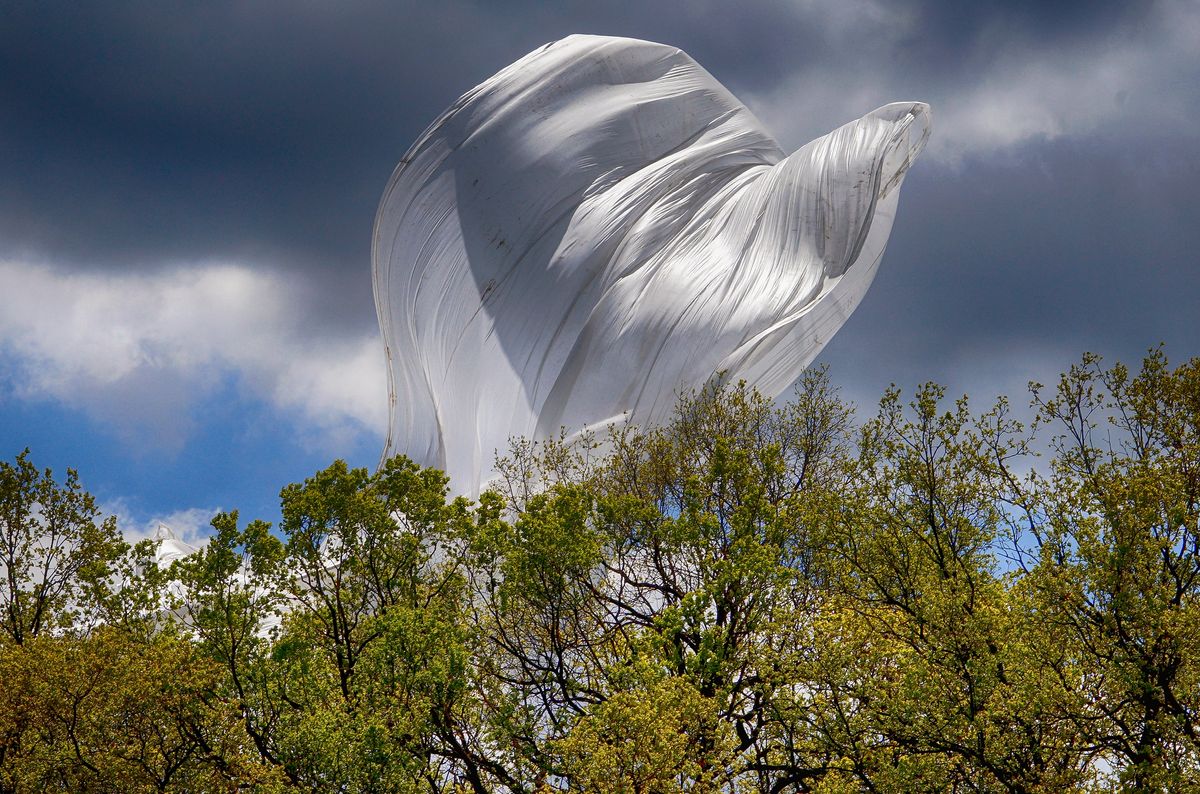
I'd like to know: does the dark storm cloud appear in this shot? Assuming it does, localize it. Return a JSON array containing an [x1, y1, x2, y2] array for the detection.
[[2, 0, 1197, 364], [920, 136, 1191, 328], [817, 126, 1200, 411], [907, 0, 1151, 56], [0, 2, 830, 280], [1, 2, 525, 317]]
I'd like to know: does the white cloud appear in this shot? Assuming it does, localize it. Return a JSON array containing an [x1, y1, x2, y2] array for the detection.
[[748, 0, 1200, 162], [925, 5, 1198, 162], [0, 259, 387, 452]]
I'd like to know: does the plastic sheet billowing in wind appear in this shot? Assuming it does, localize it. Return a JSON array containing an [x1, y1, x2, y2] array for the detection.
[[373, 35, 931, 496]]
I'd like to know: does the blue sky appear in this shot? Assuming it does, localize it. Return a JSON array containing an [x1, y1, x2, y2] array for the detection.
[[2, 0, 1198, 541]]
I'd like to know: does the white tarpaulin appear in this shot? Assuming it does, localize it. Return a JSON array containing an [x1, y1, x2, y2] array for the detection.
[[373, 34, 930, 495]]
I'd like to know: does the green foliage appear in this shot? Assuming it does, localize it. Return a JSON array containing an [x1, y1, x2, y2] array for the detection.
[[3, 354, 1200, 791], [0, 450, 125, 643], [1024, 349, 1200, 791]]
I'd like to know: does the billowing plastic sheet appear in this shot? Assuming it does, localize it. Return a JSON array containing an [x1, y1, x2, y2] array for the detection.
[[373, 34, 930, 495]]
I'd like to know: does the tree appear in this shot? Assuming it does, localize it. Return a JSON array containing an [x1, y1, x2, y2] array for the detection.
[[0, 451, 124, 644], [4, 353, 1200, 791], [0, 627, 272, 792], [168, 509, 292, 785], [804, 384, 1088, 792], [470, 372, 861, 790], [1023, 350, 1200, 790], [0, 453, 272, 793]]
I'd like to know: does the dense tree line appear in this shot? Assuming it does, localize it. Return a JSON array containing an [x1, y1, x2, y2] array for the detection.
[[2, 351, 1198, 792]]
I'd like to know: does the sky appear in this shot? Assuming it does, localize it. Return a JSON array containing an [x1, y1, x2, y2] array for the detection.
[[2, 1, 1198, 541]]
